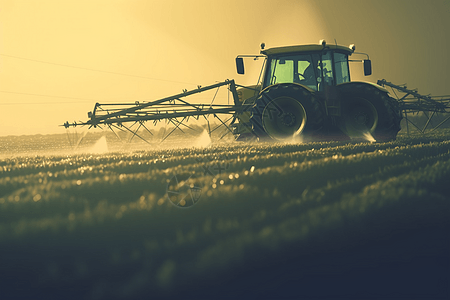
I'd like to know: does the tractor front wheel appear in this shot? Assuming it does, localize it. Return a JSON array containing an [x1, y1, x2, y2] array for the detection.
[[250, 83, 324, 141]]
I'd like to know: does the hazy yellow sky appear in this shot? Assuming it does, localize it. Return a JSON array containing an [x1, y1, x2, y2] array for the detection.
[[1, 0, 449, 136]]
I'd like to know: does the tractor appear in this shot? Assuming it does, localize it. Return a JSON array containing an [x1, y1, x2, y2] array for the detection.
[[68, 41, 450, 145], [232, 40, 402, 142]]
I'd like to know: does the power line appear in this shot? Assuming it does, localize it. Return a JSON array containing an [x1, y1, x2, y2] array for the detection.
[[0, 90, 210, 105], [0, 102, 93, 105], [0, 53, 198, 86], [0, 90, 96, 102]]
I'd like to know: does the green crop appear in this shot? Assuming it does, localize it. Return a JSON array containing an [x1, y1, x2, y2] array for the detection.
[[0, 129, 449, 299]]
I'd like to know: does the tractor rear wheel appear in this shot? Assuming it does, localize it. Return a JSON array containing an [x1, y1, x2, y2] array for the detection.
[[249, 83, 324, 141], [337, 83, 401, 141]]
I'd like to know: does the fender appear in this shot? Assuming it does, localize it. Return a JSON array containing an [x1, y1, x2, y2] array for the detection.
[[337, 81, 389, 94]]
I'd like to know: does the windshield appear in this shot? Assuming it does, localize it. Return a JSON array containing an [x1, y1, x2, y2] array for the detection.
[[264, 51, 350, 90], [265, 54, 320, 90]]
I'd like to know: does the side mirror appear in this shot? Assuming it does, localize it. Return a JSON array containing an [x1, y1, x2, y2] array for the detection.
[[236, 57, 245, 74], [364, 59, 372, 76]]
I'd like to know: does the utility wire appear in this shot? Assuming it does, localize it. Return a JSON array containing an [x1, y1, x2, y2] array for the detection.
[[0, 101, 93, 105], [0, 89, 218, 105], [0, 53, 198, 86], [0, 90, 96, 103]]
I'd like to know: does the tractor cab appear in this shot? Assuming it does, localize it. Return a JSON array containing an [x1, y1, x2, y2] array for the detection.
[[261, 44, 354, 91], [236, 41, 372, 92]]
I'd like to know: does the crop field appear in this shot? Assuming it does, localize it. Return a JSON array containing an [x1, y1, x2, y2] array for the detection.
[[0, 129, 449, 299]]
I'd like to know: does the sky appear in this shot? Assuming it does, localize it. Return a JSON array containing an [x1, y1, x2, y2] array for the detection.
[[0, 0, 449, 136]]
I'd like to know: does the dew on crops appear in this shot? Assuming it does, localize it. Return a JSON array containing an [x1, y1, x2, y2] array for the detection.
[[0, 130, 449, 299]]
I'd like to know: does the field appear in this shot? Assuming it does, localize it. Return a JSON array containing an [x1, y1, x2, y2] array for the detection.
[[0, 129, 449, 299]]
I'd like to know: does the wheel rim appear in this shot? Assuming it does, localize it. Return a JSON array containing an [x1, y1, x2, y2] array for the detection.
[[343, 97, 378, 135], [262, 96, 307, 140]]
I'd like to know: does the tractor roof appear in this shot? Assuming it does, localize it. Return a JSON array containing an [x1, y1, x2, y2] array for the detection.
[[261, 44, 354, 56]]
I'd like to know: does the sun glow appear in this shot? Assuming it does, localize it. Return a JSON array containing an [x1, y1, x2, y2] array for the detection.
[[0, 0, 330, 137]]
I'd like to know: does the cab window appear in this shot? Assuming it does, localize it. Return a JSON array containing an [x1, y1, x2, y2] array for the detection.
[[265, 54, 319, 90], [334, 52, 350, 84], [320, 52, 334, 86]]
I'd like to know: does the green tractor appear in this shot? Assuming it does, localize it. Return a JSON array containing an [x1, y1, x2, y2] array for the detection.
[[232, 40, 402, 142]]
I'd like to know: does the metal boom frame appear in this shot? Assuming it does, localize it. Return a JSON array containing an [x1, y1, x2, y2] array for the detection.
[[377, 79, 450, 135], [63, 79, 250, 144]]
